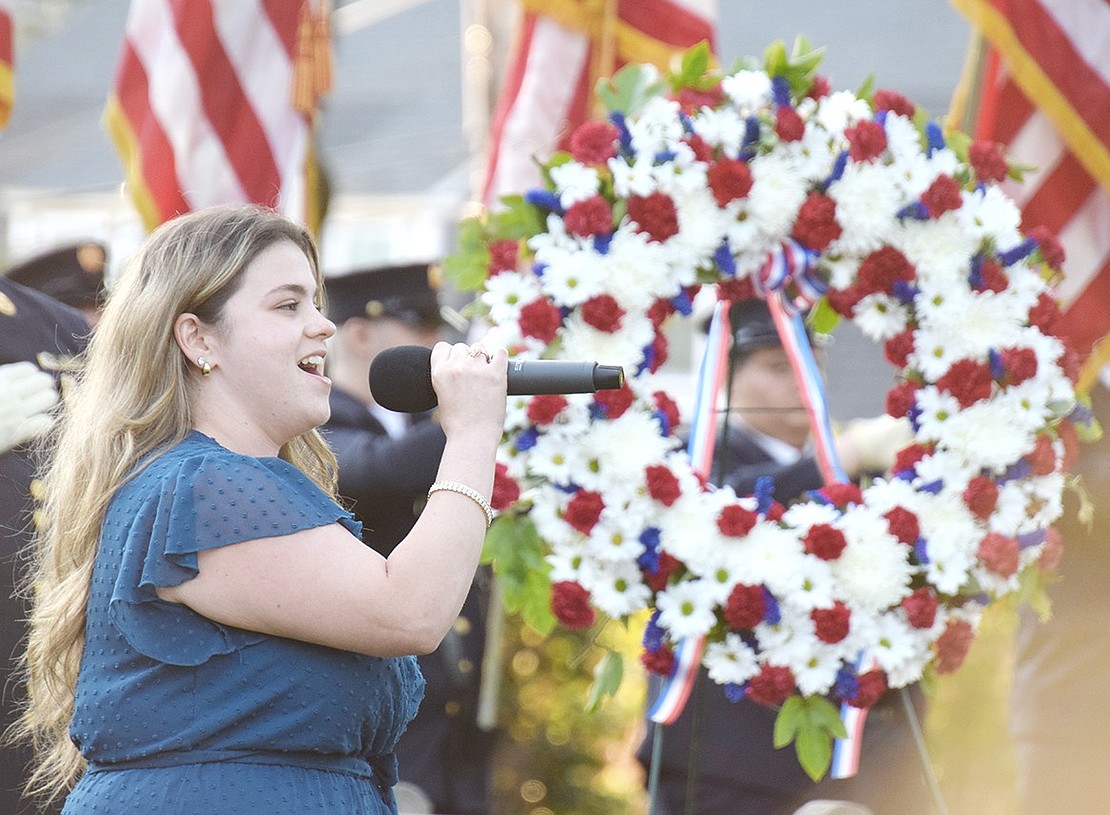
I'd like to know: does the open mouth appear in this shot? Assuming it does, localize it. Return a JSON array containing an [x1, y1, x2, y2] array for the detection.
[[298, 355, 325, 376]]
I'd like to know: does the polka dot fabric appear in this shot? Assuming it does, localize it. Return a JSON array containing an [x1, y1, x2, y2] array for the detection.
[[64, 432, 424, 814]]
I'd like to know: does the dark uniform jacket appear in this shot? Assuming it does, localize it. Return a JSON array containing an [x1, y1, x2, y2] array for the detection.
[[322, 387, 494, 815], [0, 277, 88, 814], [639, 420, 930, 815]]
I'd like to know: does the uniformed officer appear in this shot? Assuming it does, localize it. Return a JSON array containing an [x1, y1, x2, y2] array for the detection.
[[321, 262, 496, 815], [0, 271, 90, 814], [6, 240, 108, 327]]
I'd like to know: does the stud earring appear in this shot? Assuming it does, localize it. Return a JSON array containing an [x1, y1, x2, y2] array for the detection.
[[197, 357, 212, 377]]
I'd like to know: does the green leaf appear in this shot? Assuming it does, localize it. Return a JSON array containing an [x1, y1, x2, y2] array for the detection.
[[596, 63, 668, 116], [773, 695, 846, 781], [809, 297, 842, 335], [442, 217, 492, 292], [773, 695, 804, 746], [670, 41, 712, 91], [795, 722, 834, 781], [482, 515, 555, 634], [585, 650, 624, 713]]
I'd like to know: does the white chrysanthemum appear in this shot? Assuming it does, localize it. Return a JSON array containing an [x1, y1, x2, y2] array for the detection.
[[883, 112, 926, 168], [956, 184, 1024, 248], [546, 537, 589, 583], [721, 69, 773, 111], [573, 411, 676, 495], [938, 400, 1037, 472], [814, 90, 871, 138], [913, 387, 962, 444], [599, 227, 684, 312], [526, 428, 586, 487], [915, 285, 1027, 362], [627, 95, 685, 156], [747, 152, 809, 238], [912, 449, 974, 494], [728, 522, 809, 599], [704, 633, 761, 686], [550, 162, 600, 207], [792, 126, 843, 182], [785, 635, 844, 697], [781, 500, 841, 530], [529, 484, 580, 548], [895, 215, 979, 292], [670, 186, 732, 269], [583, 509, 647, 563], [608, 154, 658, 198], [657, 491, 725, 573], [582, 559, 652, 618], [539, 249, 608, 308], [853, 292, 909, 340], [479, 271, 542, 326], [691, 105, 749, 157], [828, 161, 903, 254], [560, 311, 655, 375], [656, 580, 719, 639], [779, 555, 837, 613], [874, 616, 935, 688], [831, 507, 913, 612], [909, 325, 963, 382], [919, 508, 978, 595]]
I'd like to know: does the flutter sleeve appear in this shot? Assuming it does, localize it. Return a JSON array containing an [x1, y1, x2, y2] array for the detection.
[[108, 447, 362, 666]]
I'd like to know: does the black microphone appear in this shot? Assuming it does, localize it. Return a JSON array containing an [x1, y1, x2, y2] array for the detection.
[[368, 345, 626, 413]]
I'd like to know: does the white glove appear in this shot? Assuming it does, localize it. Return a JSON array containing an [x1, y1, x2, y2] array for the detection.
[[836, 414, 914, 476], [0, 361, 59, 455]]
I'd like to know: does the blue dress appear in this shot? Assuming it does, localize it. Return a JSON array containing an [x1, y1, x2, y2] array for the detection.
[[63, 431, 425, 814]]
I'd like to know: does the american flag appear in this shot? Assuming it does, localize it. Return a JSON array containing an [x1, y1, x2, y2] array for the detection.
[[104, 0, 331, 231], [952, 0, 1110, 387], [0, 0, 12, 129], [482, 0, 716, 208]]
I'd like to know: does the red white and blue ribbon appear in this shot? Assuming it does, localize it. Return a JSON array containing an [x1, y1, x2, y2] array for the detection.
[[754, 238, 827, 314], [647, 300, 731, 725], [830, 653, 880, 779]]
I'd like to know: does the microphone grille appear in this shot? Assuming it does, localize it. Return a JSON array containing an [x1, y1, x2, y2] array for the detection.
[[368, 345, 437, 413]]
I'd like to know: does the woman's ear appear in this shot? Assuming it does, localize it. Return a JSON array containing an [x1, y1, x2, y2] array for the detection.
[[174, 312, 211, 367]]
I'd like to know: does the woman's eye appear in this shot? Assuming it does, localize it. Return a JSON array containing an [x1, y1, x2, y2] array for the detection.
[[279, 301, 298, 311]]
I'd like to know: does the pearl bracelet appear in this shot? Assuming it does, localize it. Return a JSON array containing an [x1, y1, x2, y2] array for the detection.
[[427, 480, 494, 528]]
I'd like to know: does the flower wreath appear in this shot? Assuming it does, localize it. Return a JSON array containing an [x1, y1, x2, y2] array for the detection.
[[446, 41, 1091, 777]]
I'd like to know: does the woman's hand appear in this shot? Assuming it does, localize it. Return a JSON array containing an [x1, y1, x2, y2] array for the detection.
[[429, 341, 508, 444]]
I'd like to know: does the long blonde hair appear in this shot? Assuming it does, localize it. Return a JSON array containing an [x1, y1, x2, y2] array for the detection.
[[16, 205, 339, 803]]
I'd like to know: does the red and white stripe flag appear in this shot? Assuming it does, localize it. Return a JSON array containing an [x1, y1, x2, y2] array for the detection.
[[482, 0, 717, 208], [952, 0, 1110, 387], [104, 0, 331, 231], [0, 0, 13, 129]]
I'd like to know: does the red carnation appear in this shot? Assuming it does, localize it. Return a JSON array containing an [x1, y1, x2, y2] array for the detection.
[[826, 284, 863, 318], [628, 192, 680, 243], [488, 239, 519, 276], [963, 475, 999, 520], [977, 258, 1008, 293], [774, 106, 805, 142], [873, 90, 915, 118], [563, 490, 604, 535], [892, 442, 931, 474], [765, 501, 786, 522], [707, 158, 754, 206], [581, 293, 625, 332], [1027, 292, 1062, 334], [653, 391, 681, 434], [848, 669, 888, 709], [594, 383, 634, 419], [792, 192, 842, 251], [921, 174, 963, 218], [807, 75, 831, 101], [1000, 347, 1038, 387], [902, 587, 939, 629], [884, 506, 920, 545], [646, 465, 682, 507], [717, 276, 757, 304], [804, 523, 848, 560], [717, 503, 758, 537], [685, 132, 716, 163], [551, 581, 596, 629], [1028, 434, 1057, 476], [647, 297, 675, 328], [811, 602, 851, 643], [677, 84, 726, 113], [1058, 420, 1079, 471], [936, 358, 993, 408], [519, 297, 563, 343], [725, 583, 765, 630], [564, 195, 613, 237], [845, 119, 888, 162], [526, 394, 568, 426], [641, 643, 676, 676], [884, 329, 915, 369], [1030, 225, 1066, 269], [969, 140, 1009, 183], [1039, 527, 1063, 572], [935, 618, 974, 674], [978, 531, 1020, 577], [648, 331, 670, 373], [645, 552, 681, 591], [857, 246, 915, 295], [820, 482, 863, 507], [490, 462, 521, 510], [746, 665, 796, 706], [569, 120, 620, 165]]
